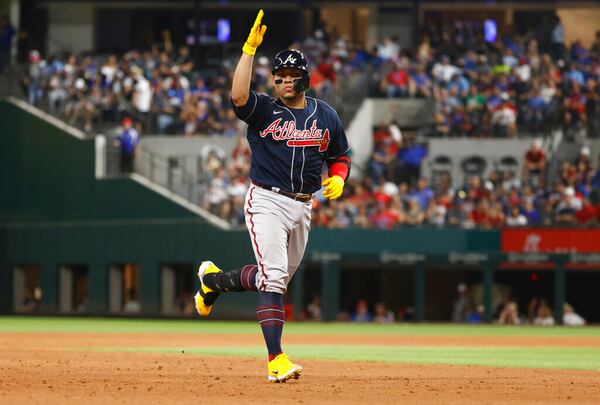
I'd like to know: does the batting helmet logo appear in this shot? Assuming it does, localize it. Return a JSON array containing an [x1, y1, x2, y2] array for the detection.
[[272, 49, 310, 93], [282, 55, 297, 65]]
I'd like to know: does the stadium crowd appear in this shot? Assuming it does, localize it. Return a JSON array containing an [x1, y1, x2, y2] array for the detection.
[[201, 125, 600, 229], [23, 31, 244, 135], [373, 21, 600, 139], [21, 18, 600, 138], [17, 17, 600, 228]]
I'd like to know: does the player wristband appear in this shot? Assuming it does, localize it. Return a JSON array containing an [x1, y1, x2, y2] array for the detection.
[[242, 43, 257, 56], [328, 156, 351, 181]]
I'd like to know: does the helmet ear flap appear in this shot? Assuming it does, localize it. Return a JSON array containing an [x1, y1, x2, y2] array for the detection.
[[293, 71, 310, 93]]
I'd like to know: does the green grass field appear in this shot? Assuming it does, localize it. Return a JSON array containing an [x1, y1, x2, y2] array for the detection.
[[2, 317, 600, 371]]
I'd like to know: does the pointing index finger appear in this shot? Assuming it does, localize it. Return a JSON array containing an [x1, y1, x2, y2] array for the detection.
[[253, 9, 264, 29]]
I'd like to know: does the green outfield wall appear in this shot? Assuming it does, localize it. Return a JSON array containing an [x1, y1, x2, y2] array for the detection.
[[0, 100, 197, 222]]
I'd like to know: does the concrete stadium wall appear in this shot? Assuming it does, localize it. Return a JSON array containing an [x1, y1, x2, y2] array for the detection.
[[422, 138, 534, 186], [346, 98, 435, 175]]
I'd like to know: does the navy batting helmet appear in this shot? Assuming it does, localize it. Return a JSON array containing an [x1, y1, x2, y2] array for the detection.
[[272, 49, 310, 93]]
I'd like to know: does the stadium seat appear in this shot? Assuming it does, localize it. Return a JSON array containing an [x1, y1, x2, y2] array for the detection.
[[461, 156, 487, 184]]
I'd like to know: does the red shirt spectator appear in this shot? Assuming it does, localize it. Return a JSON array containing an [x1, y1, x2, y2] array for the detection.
[[317, 61, 337, 83], [524, 139, 546, 172], [386, 69, 409, 87], [470, 202, 488, 226], [370, 207, 401, 230], [373, 125, 391, 145], [525, 149, 545, 165], [576, 200, 597, 225], [309, 68, 326, 89]]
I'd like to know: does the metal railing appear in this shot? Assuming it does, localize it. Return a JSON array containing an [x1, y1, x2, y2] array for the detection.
[[133, 146, 204, 205]]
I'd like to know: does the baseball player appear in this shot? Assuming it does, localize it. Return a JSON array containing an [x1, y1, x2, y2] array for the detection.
[[194, 9, 351, 382]]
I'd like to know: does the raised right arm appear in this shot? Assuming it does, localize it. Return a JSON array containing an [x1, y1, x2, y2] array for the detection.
[[231, 10, 267, 107]]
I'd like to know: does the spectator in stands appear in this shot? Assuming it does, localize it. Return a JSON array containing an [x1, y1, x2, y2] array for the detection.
[[131, 66, 153, 131], [452, 283, 468, 323], [563, 303, 586, 326], [396, 135, 427, 185], [506, 205, 527, 226], [373, 302, 395, 324], [575, 146, 592, 177], [369, 138, 395, 184], [65, 77, 97, 132], [555, 186, 580, 225], [523, 200, 541, 225], [370, 199, 404, 230], [426, 197, 447, 227], [48, 71, 68, 115], [575, 198, 597, 226], [584, 78, 599, 138], [432, 55, 461, 84], [204, 166, 230, 218], [469, 199, 489, 228], [464, 84, 486, 132], [115, 117, 139, 173], [405, 198, 426, 225], [522, 138, 546, 187], [352, 299, 372, 322], [377, 37, 400, 61], [533, 299, 555, 326], [497, 301, 520, 325], [466, 304, 485, 324], [523, 83, 546, 134], [410, 178, 435, 211], [591, 154, 600, 203], [382, 59, 410, 98], [0, 14, 15, 74], [491, 93, 517, 137], [409, 64, 432, 97], [527, 297, 541, 324], [487, 202, 506, 228], [306, 295, 322, 321], [26, 50, 43, 106]]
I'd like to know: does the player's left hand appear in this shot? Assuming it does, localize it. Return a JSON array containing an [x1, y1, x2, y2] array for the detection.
[[322, 175, 345, 200]]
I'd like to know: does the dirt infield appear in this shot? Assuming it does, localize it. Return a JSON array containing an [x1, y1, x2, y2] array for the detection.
[[1, 332, 600, 404]]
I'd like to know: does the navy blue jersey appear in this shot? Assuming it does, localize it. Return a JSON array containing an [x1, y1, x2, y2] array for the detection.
[[232, 91, 350, 194]]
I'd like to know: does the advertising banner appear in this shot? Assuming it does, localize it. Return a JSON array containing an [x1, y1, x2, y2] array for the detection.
[[501, 228, 600, 253]]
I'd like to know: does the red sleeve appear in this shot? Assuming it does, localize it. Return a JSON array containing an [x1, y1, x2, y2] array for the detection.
[[327, 155, 351, 181]]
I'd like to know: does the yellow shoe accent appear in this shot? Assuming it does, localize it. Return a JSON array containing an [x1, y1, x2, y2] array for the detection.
[[194, 261, 222, 317], [267, 353, 302, 383]]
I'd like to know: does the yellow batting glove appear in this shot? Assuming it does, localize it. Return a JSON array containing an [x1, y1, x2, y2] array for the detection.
[[322, 175, 345, 200], [242, 10, 267, 56]]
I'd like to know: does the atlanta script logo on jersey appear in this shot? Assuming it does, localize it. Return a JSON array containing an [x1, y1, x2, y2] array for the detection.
[[260, 119, 330, 152]]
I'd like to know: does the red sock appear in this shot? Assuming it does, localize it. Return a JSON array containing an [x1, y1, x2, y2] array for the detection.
[[268, 352, 283, 362]]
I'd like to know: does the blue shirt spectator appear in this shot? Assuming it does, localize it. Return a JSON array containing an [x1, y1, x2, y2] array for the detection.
[[398, 143, 427, 167], [117, 119, 139, 155], [566, 67, 585, 86], [410, 178, 434, 210]]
